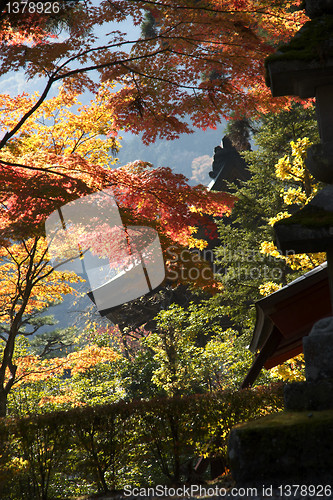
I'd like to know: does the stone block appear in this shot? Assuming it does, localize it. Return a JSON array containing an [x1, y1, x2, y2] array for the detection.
[[273, 186, 333, 254], [306, 143, 333, 182], [284, 378, 333, 411], [303, 332, 333, 381], [228, 410, 333, 485], [305, 0, 333, 18]]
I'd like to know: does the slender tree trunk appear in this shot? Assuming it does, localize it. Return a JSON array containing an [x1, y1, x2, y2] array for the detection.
[[0, 388, 7, 417], [169, 416, 180, 484], [0, 328, 18, 418], [0, 245, 36, 417], [97, 465, 108, 494]]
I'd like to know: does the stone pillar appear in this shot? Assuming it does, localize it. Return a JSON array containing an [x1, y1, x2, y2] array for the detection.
[[306, 85, 333, 183], [305, 0, 333, 18], [284, 317, 333, 411], [316, 85, 333, 144], [228, 0, 333, 486]]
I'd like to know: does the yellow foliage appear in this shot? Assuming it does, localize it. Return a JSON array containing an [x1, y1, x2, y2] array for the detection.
[[258, 138, 325, 382], [0, 455, 28, 483], [260, 241, 284, 259], [187, 235, 207, 250], [11, 344, 119, 390], [38, 389, 84, 408], [65, 345, 119, 374], [0, 82, 121, 167], [283, 187, 307, 206], [270, 354, 305, 382], [275, 138, 312, 184], [284, 251, 326, 271], [267, 211, 292, 226], [261, 137, 325, 276], [0, 237, 82, 323], [261, 239, 325, 272], [259, 281, 282, 296]]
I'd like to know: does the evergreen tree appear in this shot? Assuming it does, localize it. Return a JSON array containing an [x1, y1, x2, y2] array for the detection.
[[116, 104, 322, 392], [140, 11, 158, 39], [28, 326, 78, 359], [224, 115, 253, 152], [214, 103, 320, 331]]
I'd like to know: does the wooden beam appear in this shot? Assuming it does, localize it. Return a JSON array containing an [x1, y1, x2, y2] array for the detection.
[[241, 328, 283, 389]]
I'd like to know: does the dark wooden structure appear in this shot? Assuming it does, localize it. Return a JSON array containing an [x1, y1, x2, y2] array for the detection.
[[89, 135, 250, 332], [208, 136, 250, 192], [242, 262, 331, 388]]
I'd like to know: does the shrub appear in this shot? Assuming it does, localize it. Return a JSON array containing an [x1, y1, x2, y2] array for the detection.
[[0, 383, 284, 499]]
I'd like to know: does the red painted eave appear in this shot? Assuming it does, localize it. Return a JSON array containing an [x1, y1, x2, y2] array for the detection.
[[242, 262, 331, 388]]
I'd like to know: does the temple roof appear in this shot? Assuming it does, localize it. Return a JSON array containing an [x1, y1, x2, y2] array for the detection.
[[242, 262, 331, 388], [208, 136, 250, 192]]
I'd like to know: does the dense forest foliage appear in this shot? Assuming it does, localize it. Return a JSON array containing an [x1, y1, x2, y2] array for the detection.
[[0, 0, 320, 497]]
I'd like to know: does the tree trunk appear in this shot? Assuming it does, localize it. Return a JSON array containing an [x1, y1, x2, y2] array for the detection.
[[0, 388, 8, 417]]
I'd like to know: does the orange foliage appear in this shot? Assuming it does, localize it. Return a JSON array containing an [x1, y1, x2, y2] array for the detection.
[[10, 345, 119, 387], [64, 345, 119, 374], [8, 354, 65, 386], [0, 1, 308, 147]]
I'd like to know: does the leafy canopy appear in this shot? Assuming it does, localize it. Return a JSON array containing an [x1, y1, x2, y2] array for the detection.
[[0, 0, 307, 148]]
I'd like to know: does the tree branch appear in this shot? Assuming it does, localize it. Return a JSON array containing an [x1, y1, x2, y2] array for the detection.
[[0, 76, 55, 150]]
